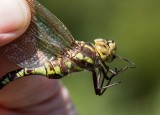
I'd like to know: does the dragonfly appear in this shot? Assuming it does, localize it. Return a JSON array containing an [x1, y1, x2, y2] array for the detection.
[[0, 0, 135, 95]]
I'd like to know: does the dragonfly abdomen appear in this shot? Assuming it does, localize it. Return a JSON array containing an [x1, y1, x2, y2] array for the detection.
[[15, 57, 84, 79], [15, 62, 72, 79], [0, 42, 98, 89]]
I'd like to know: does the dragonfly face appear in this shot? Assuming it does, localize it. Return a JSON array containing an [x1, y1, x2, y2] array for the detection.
[[94, 38, 116, 63]]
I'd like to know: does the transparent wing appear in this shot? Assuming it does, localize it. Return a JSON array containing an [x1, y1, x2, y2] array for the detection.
[[0, 0, 75, 68]]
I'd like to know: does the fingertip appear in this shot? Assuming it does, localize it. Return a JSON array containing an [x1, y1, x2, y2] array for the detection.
[[0, 0, 31, 46]]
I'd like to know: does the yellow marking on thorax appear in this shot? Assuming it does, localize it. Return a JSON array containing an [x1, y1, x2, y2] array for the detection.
[[75, 53, 83, 60], [84, 45, 94, 52], [65, 61, 83, 71], [75, 52, 94, 64], [96, 48, 107, 61], [84, 56, 94, 64]]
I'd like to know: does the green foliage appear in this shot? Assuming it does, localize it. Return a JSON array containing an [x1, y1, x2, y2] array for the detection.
[[40, 0, 160, 114]]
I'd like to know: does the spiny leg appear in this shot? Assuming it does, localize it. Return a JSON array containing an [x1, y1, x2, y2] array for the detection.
[[100, 57, 135, 89], [92, 69, 105, 95], [102, 67, 125, 89], [92, 70, 99, 95], [99, 68, 113, 95], [92, 67, 112, 96], [93, 66, 122, 94], [97, 68, 106, 95]]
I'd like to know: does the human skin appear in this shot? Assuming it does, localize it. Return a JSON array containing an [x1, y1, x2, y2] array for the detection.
[[0, 0, 76, 115]]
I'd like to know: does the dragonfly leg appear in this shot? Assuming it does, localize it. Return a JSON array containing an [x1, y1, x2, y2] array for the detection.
[[92, 70, 100, 95], [92, 67, 112, 96], [101, 67, 126, 89], [92, 69, 105, 96]]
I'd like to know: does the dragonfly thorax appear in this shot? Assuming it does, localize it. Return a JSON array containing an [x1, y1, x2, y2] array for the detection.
[[94, 38, 116, 63]]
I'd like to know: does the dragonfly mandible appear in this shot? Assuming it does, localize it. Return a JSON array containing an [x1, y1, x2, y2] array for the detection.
[[0, 0, 135, 95]]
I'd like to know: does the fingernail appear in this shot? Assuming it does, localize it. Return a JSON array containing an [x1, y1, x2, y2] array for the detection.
[[0, 0, 31, 46]]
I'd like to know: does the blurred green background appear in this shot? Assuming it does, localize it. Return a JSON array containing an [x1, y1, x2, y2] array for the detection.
[[39, 0, 160, 115]]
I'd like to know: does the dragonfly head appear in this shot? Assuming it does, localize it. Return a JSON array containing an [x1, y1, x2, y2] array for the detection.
[[94, 38, 116, 63]]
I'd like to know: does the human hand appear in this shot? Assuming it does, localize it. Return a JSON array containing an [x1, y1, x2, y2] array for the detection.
[[0, 0, 76, 115]]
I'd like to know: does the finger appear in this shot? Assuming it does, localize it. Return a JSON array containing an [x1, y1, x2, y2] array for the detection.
[[0, 0, 31, 46], [0, 77, 77, 115], [0, 77, 61, 108]]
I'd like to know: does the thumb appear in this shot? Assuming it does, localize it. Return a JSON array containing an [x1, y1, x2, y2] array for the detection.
[[0, 0, 31, 46]]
